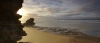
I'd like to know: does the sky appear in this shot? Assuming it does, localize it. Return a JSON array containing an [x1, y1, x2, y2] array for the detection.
[[17, 0, 100, 37], [18, 0, 100, 23]]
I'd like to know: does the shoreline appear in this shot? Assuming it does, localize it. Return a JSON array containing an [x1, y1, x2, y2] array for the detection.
[[18, 27, 100, 43], [32, 26, 93, 37]]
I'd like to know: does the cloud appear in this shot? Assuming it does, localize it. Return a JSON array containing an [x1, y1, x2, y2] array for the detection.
[[44, 8, 62, 14], [19, 0, 100, 20], [82, 0, 100, 12]]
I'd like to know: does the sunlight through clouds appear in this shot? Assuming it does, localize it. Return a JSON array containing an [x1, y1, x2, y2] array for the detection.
[[19, 0, 100, 20]]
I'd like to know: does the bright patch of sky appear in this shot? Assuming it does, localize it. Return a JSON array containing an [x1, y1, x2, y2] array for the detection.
[[19, 0, 100, 22]]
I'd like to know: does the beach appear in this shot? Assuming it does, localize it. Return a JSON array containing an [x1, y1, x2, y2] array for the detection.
[[18, 27, 100, 43]]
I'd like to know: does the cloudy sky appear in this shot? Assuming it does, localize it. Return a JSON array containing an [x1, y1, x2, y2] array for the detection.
[[18, 0, 100, 23]]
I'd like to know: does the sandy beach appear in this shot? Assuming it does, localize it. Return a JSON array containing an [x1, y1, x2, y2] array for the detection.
[[18, 27, 100, 43]]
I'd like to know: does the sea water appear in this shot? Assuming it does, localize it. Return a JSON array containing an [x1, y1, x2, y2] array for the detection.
[[35, 20, 100, 37]]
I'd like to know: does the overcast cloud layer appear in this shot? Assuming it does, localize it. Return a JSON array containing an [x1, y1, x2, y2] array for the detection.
[[19, 0, 100, 21]]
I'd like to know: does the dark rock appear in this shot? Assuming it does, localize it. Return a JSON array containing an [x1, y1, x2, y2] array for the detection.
[[23, 18, 35, 26], [0, 0, 27, 43], [0, 0, 23, 20]]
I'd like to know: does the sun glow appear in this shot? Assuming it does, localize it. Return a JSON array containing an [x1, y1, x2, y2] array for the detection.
[[17, 9, 26, 15]]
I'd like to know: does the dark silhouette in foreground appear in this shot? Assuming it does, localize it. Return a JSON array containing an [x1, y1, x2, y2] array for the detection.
[[0, 0, 27, 43], [23, 18, 35, 27]]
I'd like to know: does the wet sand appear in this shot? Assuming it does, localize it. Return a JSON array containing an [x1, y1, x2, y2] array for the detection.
[[18, 27, 100, 43]]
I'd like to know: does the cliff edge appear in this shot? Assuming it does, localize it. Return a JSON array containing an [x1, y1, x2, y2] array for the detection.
[[0, 0, 27, 43]]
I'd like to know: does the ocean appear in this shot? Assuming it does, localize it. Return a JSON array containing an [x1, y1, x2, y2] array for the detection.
[[35, 20, 100, 37]]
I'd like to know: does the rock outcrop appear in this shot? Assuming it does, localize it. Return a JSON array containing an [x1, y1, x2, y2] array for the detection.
[[23, 18, 35, 27], [0, 0, 27, 43]]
